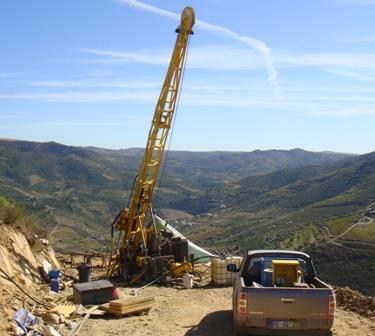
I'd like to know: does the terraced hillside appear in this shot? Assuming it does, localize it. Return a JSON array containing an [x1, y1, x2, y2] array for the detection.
[[176, 152, 375, 294], [0, 139, 351, 250], [1, 139, 373, 293]]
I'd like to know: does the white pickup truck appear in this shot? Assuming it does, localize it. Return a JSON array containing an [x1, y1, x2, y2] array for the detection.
[[227, 250, 335, 336]]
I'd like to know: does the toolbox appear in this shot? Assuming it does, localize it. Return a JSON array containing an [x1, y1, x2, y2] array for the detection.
[[73, 279, 114, 305]]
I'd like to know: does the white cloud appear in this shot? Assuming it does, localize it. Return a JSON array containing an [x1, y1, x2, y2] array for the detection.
[[28, 79, 159, 89], [324, 68, 375, 82], [0, 72, 24, 79], [1, 89, 375, 114], [114, 0, 280, 93], [336, 0, 375, 6], [194, 20, 278, 82], [275, 52, 375, 69], [82, 46, 375, 70], [0, 114, 24, 119], [340, 0, 375, 4], [114, 0, 179, 20], [25, 118, 147, 127], [81, 48, 169, 65], [1, 84, 374, 118], [82, 46, 264, 70], [0, 91, 158, 103], [340, 35, 375, 43], [311, 107, 375, 117]]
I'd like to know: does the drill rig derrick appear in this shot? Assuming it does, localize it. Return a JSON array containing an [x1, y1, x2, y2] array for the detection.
[[107, 7, 195, 281]]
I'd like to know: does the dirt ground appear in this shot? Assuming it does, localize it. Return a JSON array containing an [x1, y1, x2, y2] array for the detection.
[[79, 286, 375, 336]]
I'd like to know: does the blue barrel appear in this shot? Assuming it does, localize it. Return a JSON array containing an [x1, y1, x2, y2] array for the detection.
[[50, 278, 60, 293], [77, 264, 91, 283], [48, 269, 60, 279]]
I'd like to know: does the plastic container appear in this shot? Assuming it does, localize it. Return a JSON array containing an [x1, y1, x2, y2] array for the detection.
[[77, 264, 91, 283], [48, 269, 60, 279], [272, 260, 299, 287], [50, 278, 60, 293], [171, 237, 189, 263], [112, 287, 120, 300], [260, 268, 273, 287], [211, 256, 243, 286], [183, 274, 194, 289]]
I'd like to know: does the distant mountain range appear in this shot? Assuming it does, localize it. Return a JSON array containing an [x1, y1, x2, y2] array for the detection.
[[0, 139, 353, 246], [0, 138, 374, 294]]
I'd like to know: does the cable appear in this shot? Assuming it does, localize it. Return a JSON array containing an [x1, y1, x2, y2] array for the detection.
[[154, 35, 192, 210], [133, 255, 221, 295], [0, 267, 52, 308], [127, 174, 138, 208]]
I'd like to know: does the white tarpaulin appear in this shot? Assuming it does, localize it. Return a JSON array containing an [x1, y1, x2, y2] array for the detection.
[[154, 215, 215, 262]]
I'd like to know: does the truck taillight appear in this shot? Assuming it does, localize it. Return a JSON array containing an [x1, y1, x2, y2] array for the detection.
[[328, 294, 336, 320], [239, 292, 247, 316]]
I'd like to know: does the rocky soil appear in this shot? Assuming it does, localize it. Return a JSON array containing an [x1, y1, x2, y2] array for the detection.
[[79, 286, 375, 336], [335, 286, 375, 319]]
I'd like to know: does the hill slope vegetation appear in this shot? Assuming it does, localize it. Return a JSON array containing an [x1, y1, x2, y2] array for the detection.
[[177, 152, 375, 294], [1, 139, 374, 294], [0, 139, 351, 250]]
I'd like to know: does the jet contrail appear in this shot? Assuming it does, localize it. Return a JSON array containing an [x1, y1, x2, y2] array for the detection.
[[115, 0, 280, 94]]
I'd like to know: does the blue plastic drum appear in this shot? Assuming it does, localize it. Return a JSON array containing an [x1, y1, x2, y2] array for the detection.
[[50, 278, 60, 293]]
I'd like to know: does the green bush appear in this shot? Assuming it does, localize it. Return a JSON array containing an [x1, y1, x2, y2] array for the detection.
[[0, 197, 46, 236]]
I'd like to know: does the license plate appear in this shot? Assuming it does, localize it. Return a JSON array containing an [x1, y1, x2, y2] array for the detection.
[[268, 320, 296, 329]]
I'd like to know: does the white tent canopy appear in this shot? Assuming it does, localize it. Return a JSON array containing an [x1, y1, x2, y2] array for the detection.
[[153, 215, 215, 262]]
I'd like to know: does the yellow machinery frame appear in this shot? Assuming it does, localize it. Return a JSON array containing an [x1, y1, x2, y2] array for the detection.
[[107, 7, 195, 277]]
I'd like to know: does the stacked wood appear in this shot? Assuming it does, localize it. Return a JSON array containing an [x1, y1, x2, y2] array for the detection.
[[102, 296, 155, 316], [49, 303, 76, 317]]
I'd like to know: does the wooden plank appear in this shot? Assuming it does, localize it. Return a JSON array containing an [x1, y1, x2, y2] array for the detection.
[[89, 309, 107, 316], [99, 303, 110, 311], [111, 307, 151, 316], [107, 297, 154, 316], [109, 302, 154, 311], [49, 303, 76, 317], [109, 296, 155, 307], [100, 296, 155, 317], [108, 305, 152, 316]]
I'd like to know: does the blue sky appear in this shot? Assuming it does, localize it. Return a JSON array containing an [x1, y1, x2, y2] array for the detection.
[[0, 0, 374, 153]]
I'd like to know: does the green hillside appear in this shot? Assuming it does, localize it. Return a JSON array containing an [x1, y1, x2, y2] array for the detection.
[[177, 152, 375, 294], [0, 139, 374, 294], [0, 139, 351, 250]]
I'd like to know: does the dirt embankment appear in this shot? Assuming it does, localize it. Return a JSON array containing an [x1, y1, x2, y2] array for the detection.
[[0, 226, 374, 336], [79, 286, 375, 336], [0, 224, 59, 334], [335, 286, 375, 319]]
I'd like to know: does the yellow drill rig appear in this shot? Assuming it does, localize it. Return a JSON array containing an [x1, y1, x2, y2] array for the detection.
[[107, 7, 195, 282]]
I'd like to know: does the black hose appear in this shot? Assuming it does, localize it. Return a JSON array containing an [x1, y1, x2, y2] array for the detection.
[[133, 255, 222, 294], [0, 267, 52, 308]]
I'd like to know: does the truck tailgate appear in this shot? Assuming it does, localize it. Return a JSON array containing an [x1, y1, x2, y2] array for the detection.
[[245, 287, 331, 326]]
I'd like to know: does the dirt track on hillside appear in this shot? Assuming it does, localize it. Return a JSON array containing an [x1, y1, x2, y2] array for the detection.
[[79, 286, 375, 336]]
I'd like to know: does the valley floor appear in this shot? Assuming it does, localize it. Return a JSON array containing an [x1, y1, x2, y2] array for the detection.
[[79, 286, 375, 336]]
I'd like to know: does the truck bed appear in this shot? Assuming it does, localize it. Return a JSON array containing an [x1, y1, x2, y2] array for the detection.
[[231, 250, 335, 336], [242, 278, 332, 322]]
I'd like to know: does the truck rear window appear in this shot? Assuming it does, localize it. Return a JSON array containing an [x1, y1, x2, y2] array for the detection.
[[243, 254, 314, 287]]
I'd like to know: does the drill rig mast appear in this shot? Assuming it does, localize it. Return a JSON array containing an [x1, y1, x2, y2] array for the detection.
[[107, 7, 195, 281]]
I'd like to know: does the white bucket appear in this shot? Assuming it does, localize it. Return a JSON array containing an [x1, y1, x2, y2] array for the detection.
[[183, 274, 194, 289]]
